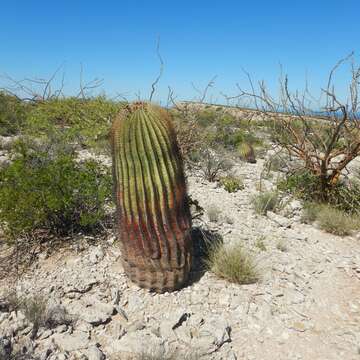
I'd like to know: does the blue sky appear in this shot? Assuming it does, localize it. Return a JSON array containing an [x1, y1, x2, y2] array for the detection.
[[1, 1, 359, 104]]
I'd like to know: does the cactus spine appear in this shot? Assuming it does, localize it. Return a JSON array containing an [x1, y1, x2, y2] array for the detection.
[[111, 102, 192, 292]]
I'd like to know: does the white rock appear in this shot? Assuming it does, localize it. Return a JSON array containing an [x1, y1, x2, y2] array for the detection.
[[107, 331, 165, 358], [88, 246, 104, 264], [267, 211, 292, 228], [51, 331, 90, 352], [81, 345, 105, 360], [66, 297, 114, 326]]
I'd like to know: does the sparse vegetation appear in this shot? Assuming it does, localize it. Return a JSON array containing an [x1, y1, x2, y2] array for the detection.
[[255, 236, 267, 251], [207, 205, 221, 223], [3, 291, 73, 340], [243, 55, 360, 203], [252, 191, 280, 215], [316, 205, 360, 236], [24, 96, 123, 151], [220, 174, 244, 193], [192, 147, 233, 182], [301, 202, 321, 224], [0, 92, 28, 136], [205, 242, 259, 284], [279, 170, 360, 215]]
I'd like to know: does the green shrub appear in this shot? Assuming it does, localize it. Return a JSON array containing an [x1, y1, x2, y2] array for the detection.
[[278, 170, 360, 214], [277, 171, 320, 200], [0, 138, 112, 240], [316, 205, 360, 236], [220, 175, 244, 193], [252, 191, 280, 215], [196, 109, 218, 127], [0, 92, 28, 136], [219, 128, 263, 150], [24, 97, 123, 150], [205, 242, 258, 284], [216, 113, 238, 128]]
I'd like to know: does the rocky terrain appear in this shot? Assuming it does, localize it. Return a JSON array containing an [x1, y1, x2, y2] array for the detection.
[[1, 148, 360, 360]]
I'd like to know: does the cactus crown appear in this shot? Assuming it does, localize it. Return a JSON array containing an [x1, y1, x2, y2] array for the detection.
[[111, 102, 192, 292]]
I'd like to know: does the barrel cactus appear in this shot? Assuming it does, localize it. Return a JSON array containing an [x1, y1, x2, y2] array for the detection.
[[238, 142, 256, 163], [110, 102, 192, 292]]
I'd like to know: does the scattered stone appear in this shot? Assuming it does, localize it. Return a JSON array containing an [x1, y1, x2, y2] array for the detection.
[[80, 345, 105, 360], [88, 246, 105, 264], [52, 331, 91, 352], [267, 211, 292, 228]]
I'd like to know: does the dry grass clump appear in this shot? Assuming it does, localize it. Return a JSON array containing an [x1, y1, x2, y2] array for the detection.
[[316, 205, 360, 236], [205, 243, 259, 285], [301, 202, 320, 224], [252, 191, 280, 215], [3, 291, 73, 340], [301, 202, 360, 236], [255, 236, 267, 251]]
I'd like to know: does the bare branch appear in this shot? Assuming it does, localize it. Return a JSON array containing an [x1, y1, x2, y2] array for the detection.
[[149, 36, 164, 102], [191, 75, 217, 103]]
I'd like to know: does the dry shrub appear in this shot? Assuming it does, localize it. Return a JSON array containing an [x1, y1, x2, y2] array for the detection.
[[205, 242, 259, 284], [316, 205, 360, 236]]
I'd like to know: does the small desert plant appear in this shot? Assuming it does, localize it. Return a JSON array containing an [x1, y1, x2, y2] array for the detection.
[[252, 191, 280, 215], [171, 109, 201, 160], [255, 236, 267, 251], [237, 142, 256, 163], [205, 242, 259, 284], [10, 293, 73, 340], [220, 175, 244, 193], [301, 202, 320, 224], [207, 205, 221, 223], [193, 148, 233, 182], [316, 205, 360, 236], [21, 295, 48, 339], [196, 109, 218, 128], [276, 240, 288, 252], [1, 289, 21, 312]]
